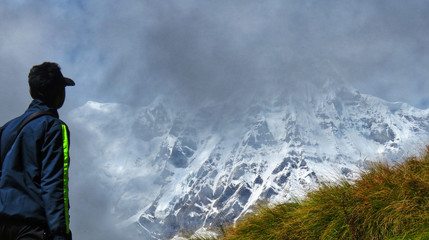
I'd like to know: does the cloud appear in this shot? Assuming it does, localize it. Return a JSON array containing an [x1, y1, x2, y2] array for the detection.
[[2, 0, 428, 110], [69, 0, 429, 108]]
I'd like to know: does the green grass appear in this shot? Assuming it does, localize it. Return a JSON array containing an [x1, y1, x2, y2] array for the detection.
[[187, 146, 429, 240]]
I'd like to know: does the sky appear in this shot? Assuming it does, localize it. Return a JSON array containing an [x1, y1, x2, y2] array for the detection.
[[0, 0, 428, 239]]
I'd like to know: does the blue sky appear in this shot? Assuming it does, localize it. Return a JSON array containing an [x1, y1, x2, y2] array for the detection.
[[1, 0, 428, 239]]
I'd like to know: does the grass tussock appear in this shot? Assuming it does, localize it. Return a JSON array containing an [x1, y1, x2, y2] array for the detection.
[[189, 146, 429, 240]]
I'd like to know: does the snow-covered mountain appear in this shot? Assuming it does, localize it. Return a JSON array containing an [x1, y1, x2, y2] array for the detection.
[[69, 83, 429, 240]]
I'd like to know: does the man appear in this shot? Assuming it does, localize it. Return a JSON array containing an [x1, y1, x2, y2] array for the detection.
[[0, 62, 74, 240]]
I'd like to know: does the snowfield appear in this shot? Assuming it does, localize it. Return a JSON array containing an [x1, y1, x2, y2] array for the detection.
[[70, 84, 429, 240]]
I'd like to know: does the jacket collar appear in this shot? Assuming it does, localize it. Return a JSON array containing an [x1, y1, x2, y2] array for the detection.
[[27, 99, 59, 118]]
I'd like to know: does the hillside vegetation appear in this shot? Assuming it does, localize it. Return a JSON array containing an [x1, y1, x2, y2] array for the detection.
[[188, 146, 429, 240]]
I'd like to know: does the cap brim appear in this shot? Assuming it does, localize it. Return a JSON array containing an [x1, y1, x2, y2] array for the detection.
[[64, 77, 75, 86]]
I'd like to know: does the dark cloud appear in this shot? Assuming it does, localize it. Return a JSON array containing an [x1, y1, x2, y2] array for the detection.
[[2, 0, 428, 110], [75, 0, 429, 108]]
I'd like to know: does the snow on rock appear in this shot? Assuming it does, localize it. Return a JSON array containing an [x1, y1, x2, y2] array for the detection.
[[69, 86, 429, 240]]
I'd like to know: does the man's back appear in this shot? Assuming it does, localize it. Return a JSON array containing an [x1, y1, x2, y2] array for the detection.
[[0, 62, 74, 240]]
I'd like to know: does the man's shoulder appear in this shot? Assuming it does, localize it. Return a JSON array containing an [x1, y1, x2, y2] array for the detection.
[[17, 111, 68, 137], [0, 113, 26, 136], [35, 114, 68, 130]]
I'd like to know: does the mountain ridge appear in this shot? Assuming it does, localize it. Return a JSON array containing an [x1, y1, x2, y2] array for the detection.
[[69, 84, 429, 239]]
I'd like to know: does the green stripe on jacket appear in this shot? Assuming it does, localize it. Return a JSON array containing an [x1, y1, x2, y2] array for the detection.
[[62, 124, 70, 234]]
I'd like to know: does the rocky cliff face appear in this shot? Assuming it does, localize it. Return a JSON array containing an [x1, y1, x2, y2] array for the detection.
[[70, 85, 429, 240]]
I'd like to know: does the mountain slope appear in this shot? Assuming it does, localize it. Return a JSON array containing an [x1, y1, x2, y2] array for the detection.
[[69, 85, 429, 239], [210, 146, 429, 240]]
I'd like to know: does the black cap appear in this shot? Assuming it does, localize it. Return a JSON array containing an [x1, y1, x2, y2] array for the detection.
[[63, 77, 75, 86], [29, 62, 75, 89], [28, 62, 75, 102]]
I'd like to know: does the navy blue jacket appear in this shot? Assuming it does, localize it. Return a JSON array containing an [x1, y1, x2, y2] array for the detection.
[[0, 99, 71, 239]]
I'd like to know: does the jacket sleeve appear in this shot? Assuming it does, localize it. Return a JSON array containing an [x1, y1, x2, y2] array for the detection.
[[0, 126, 3, 163], [40, 121, 71, 239]]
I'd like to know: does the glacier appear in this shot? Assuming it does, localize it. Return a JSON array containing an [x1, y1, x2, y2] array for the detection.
[[69, 83, 429, 240]]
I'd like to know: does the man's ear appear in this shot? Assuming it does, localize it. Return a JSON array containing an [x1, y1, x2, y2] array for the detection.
[[29, 87, 43, 100], [29, 88, 37, 99]]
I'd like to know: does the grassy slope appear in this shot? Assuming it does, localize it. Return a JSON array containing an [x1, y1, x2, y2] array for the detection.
[[189, 146, 429, 240]]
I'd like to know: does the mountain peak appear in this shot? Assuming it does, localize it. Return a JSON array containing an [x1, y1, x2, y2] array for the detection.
[[69, 85, 429, 239]]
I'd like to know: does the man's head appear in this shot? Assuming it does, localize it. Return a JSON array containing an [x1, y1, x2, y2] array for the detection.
[[28, 62, 75, 109]]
